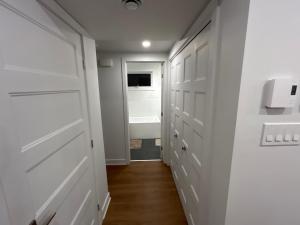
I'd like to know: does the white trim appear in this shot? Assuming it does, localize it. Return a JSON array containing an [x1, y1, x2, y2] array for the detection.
[[120, 55, 169, 165], [162, 61, 170, 165], [169, 0, 218, 60], [131, 159, 162, 162], [183, 0, 218, 39], [105, 159, 128, 165], [121, 58, 131, 164], [121, 57, 168, 165], [101, 192, 111, 221]]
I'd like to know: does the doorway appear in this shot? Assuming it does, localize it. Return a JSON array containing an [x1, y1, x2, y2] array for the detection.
[[126, 62, 163, 161]]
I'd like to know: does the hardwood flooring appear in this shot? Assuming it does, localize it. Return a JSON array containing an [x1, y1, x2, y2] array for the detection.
[[103, 161, 188, 225]]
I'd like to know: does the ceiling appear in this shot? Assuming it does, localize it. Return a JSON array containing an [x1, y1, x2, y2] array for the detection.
[[56, 0, 210, 53]]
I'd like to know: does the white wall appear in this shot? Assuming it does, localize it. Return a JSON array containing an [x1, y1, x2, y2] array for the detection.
[[98, 54, 128, 165], [127, 62, 161, 119], [207, 0, 251, 224], [225, 1, 300, 225]]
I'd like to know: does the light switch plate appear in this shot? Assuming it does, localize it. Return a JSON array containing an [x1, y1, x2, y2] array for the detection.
[[261, 122, 300, 146]]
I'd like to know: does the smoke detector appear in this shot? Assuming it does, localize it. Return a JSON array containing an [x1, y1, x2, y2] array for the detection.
[[122, 0, 142, 10]]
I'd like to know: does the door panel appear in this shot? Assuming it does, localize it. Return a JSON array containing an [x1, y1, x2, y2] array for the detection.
[[0, 2, 97, 225], [169, 23, 215, 225]]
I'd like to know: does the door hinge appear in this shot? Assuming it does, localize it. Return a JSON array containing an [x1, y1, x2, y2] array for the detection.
[[82, 59, 86, 70], [91, 139, 94, 148], [97, 203, 100, 211], [161, 112, 163, 117], [161, 73, 164, 79]]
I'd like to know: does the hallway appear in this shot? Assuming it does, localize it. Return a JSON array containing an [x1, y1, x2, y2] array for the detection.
[[103, 162, 187, 225], [1, 1, 300, 225]]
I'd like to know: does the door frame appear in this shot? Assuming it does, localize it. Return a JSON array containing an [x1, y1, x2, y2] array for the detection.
[[120, 54, 169, 164]]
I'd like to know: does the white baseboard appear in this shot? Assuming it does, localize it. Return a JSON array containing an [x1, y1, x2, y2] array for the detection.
[[106, 159, 128, 165], [130, 159, 162, 162], [101, 192, 111, 220]]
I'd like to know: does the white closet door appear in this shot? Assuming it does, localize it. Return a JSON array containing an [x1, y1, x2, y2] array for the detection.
[[170, 23, 216, 225], [0, 2, 98, 225]]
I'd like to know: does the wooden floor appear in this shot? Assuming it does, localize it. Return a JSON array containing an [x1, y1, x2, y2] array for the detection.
[[103, 161, 188, 225]]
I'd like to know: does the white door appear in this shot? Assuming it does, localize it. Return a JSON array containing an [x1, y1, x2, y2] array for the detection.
[[0, 2, 98, 225], [82, 36, 110, 220], [170, 23, 216, 225]]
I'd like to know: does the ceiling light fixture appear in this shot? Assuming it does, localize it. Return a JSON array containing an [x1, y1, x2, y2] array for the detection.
[[142, 40, 151, 48], [122, 0, 142, 11]]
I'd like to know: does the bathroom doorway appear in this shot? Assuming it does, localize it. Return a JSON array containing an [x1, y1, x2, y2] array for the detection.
[[126, 62, 163, 161]]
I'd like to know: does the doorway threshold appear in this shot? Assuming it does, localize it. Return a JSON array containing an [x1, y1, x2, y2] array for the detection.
[[130, 159, 162, 162]]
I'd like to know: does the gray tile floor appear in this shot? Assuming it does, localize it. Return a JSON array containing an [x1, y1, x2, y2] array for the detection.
[[130, 139, 161, 160]]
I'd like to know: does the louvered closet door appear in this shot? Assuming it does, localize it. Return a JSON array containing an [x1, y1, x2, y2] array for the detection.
[[0, 2, 98, 225], [170, 23, 215, 225]]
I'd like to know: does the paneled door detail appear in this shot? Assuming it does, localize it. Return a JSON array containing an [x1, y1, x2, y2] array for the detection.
[[170, 23, 216, 225], [0, 2, 98, 225]]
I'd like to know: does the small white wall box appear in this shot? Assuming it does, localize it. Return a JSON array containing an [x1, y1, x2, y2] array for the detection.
[[264, 77, 298, 108]]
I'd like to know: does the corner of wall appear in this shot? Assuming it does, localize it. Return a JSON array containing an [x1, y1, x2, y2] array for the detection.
[[208, 0, 251, 224], [225, 1, 300, 224]]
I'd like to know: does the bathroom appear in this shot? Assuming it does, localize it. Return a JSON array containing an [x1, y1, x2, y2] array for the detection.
[[127, 62, 162, 160]]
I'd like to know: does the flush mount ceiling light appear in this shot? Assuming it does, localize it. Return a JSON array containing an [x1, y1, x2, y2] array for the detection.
[[122, 0, 142, 10], [142, 40, 151, 48]]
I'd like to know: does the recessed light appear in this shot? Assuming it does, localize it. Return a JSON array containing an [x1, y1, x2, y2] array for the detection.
[[122, 0, 142, 10], [142, 40, 151, 48]]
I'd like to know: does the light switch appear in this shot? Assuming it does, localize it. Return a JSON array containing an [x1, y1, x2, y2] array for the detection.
[[275, 134, 283, 142], [261, 123, 300, 146], [293, 134, 299, 142], [284, 134, 292, 142], [266, 135, 274, 142]]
